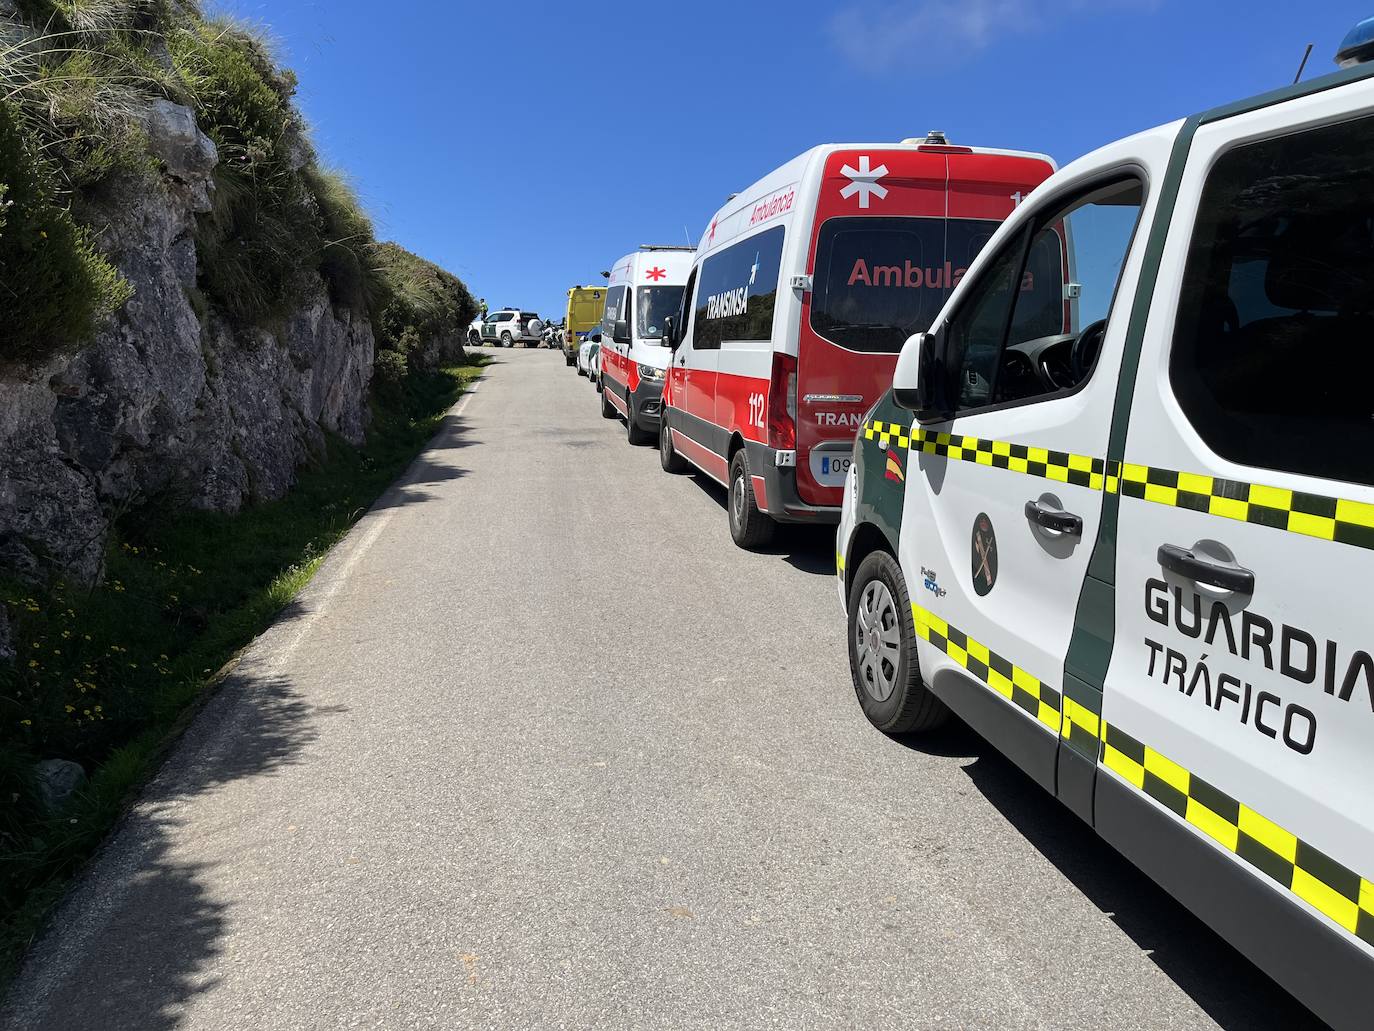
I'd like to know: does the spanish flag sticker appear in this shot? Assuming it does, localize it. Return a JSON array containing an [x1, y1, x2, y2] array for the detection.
[[885, 446, 905, 483]]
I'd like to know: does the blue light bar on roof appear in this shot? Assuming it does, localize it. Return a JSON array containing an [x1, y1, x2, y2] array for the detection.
[[1336, 16, 1374, 67]]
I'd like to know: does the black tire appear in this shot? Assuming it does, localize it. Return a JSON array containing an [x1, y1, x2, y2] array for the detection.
[[565, 352, 575, 367], [727, 449, 775, 549], [626, 397, 653, 446], [500, 331, 513, 348], [468, 331, 481, 348], [600, 381, 616, 419], [659, 415, 688, 474], [847, 550, 949, 734]]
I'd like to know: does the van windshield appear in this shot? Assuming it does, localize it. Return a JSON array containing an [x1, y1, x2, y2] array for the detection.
[[809, 217, 1061, 353], [637, 285, 684, 341]]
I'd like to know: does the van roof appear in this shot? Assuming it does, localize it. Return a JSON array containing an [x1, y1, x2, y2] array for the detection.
[[698, 141, 1055, 256], [606, 247, 693, 288], [724, 140, 1054, 202], [1196, 55, 1374, 126]]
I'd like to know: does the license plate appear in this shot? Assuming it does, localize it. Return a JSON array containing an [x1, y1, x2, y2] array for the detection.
[[811, 451, 851, 487]]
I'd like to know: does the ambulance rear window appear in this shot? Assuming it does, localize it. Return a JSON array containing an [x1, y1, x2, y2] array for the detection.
[[810, 217, 1011, 353]]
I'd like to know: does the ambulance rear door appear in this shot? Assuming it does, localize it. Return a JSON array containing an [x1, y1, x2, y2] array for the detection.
[[798, 149, 947, 506]]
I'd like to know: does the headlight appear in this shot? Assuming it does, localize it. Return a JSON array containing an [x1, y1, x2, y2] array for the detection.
[[638, 363, 664, 381]]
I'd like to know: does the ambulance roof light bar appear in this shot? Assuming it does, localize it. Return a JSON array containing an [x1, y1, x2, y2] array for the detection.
[[1336, 16, 1374, 67], [899, 129, 974, 154]]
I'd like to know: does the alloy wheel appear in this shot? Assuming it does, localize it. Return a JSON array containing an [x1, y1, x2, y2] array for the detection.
[[854, 579, 902, 703]]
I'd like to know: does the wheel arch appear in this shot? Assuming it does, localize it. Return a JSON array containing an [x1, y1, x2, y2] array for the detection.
[[845, 521, 897, 602], [727, 432, 747, 463]]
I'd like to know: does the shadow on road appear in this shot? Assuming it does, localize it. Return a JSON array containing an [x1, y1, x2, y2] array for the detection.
[[3, 617, 340, 1031], [372, 410, 476, 512], [892, 727, 1323, 1031], [686, 472, 838, 577]]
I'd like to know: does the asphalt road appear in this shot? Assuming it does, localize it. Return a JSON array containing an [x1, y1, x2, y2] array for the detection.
[[1, 349, 1321, 1030]]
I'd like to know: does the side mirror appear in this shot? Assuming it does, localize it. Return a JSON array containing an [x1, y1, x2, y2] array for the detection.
[[613, 320, 631, 345], [893, 329, 951, 422], [590, 330, 602, 343], [662, 315, 679, 350]]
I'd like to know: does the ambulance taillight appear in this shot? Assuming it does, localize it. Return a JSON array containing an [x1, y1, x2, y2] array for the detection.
[[767, 353, 798, 450]]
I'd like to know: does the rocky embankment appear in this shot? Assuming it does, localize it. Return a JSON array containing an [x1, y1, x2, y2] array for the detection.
[[1, 102, 375, 584], [0, 6, 471, 594]]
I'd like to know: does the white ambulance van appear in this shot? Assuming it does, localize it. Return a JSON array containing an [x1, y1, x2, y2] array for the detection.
[[596, 246, 693, 444], [658, 135, 1055, 548], [836, 39, 1374, 1030]]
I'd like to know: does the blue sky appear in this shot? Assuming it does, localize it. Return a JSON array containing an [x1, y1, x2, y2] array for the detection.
[[215, 1, 1368, 321]]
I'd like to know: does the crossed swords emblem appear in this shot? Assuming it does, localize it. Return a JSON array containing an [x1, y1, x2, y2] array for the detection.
[[973, 529, 996, 585]]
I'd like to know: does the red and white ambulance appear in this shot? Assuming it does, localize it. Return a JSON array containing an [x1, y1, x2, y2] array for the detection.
[[658, 134, 1056, 547], [596, 245, 694, 444]]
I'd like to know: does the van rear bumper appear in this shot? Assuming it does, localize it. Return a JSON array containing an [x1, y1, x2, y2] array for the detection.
[[744, 440, 840, 525]]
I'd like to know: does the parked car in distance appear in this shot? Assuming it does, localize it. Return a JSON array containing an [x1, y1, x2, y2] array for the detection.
[[481, 309, 544, 347], [577, 338, 599, 378]]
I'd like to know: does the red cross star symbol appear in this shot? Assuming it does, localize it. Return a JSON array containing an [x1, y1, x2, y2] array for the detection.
[[646, 266, 667, 281], [707, 217, 718, 244]]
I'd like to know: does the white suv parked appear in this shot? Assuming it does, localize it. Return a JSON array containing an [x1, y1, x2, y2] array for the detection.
[[480, 310, 544, 347]]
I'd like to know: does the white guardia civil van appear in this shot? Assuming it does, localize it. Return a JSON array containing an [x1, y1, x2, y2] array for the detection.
[[596, 246, 693, 444], [658, 134, 1055, 548], [836, 29, 1374, 1029]]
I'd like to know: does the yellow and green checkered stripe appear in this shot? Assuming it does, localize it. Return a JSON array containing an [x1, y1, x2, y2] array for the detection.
[[911, 604, 1062, 734], [1060, 694, 1101, 751], [862, 419, 1374, 553], [863, 420, 912, 450], [1116, 463, 1374, 550], [1101, 722, 1374, 947], [912, 430, 1112, 491], [862, 421, 1112, 491]]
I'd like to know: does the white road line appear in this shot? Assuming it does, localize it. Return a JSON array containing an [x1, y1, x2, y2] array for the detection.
[[263, 377, 485, 671]]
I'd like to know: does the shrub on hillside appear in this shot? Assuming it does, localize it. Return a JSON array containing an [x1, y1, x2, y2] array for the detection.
[[372, 242, 478, 350], [0, 102, 132, 364], [170, 18, 378, 327]]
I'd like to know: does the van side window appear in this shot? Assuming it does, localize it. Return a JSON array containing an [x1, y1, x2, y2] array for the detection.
[[1171, 114, 1374, 488], [677, 268, 698, 347], [601, 286, 625, 337], [946, 179, 1142, 411], [693, 225, 786, 350]]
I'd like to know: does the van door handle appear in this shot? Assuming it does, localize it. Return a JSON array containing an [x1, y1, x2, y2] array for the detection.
[[1025, 499, 1082, 536], [1158, 544, 1254, 593]]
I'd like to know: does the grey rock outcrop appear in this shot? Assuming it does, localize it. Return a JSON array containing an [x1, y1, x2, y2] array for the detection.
[[32, 759, 87, 813], [0, 98, 375, 584], [138, 99, 218, 186], [0, 605, 13, 663]]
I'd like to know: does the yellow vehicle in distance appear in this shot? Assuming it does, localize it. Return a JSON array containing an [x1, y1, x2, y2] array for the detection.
[[563, 286, 606, 367]]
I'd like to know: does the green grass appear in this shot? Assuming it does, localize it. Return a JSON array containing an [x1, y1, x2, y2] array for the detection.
[[0, 356, 487, 990], [0, 100, 132, 363]]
